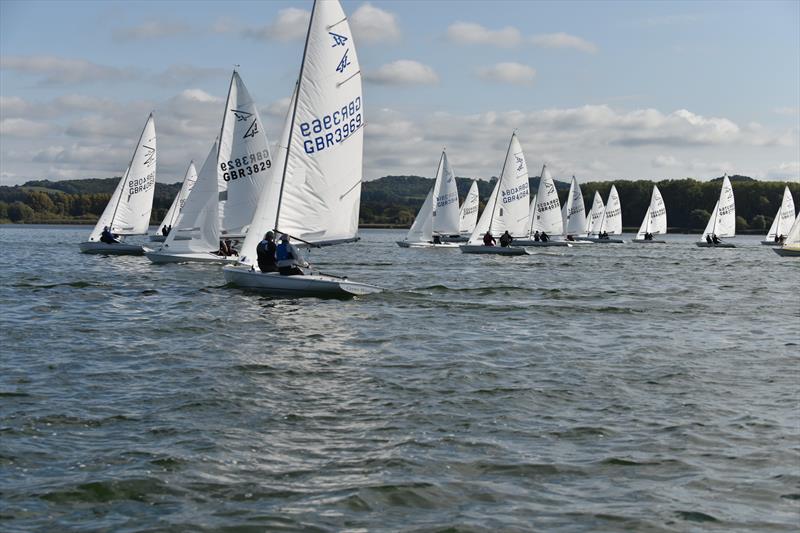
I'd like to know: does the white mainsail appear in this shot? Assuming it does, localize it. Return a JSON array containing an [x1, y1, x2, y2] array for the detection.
[[701, 175, 735, 240], [404, 188, 434, 243], [88, 114, 156, 241], [783, 213, 800, 245], [636, 185, 667, 238], [468, 180, 500, 244], [156, 161, 197, 236], [765, 186, 796, 241], [160, 140, 220, 254], [598, 185, 622, 235], [529, 165, 563, 236], [217, 71, 272, 237], [458, 180, 479, 235], [562, 175, 586, 236], [585, 191, 605, 235], [431, 151, 460, 236]]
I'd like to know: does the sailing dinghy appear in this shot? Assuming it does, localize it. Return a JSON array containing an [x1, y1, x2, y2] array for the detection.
[[79, 113, 156, 255], [460, 132, 530, 255], [515, 165, 571, 247], [561, 175, 592, 244], [453, 180, 480, 241], [223, 0, 381, 296], [150, 161, 197, 242], [761, 186, 796, 245], [632, 185, 667, 243], [397, 150, 460, 248], [696, 175, 736, 247], [582, 185, 624, 243], [773, 213, 800, 256]]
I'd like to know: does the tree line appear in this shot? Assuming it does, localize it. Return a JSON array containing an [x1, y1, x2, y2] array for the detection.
[[1, 175, 797, 231]]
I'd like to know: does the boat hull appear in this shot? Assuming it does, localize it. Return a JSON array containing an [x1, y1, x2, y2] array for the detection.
[[580, 237, 625, 244], [396, 241, 460, 248], [223, 266, 382, 296], [695, 242, 735, 248], [513, 240, 572, 247], [459, 245, 529, 255], [760, 240, 783, 246], [774, 245, 800, 257], [632, 239, 666, 244], [145, 250, 239, 264], [79, 242, 145, 255]]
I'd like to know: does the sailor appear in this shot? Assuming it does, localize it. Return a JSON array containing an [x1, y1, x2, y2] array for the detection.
[[224, 239, 238, 256], [100, 226, 119, 244], [706, 234, 713, 244], [540, 231, 549, 243], [256, 231, 278, 273], [432, 234, 442, 245], [533, 230, 540, 242], [276, 234, 308, 276], [483, 231, 496, 246], [566, 234, 575, 242], [499, 230, 513, 247], [712, 234, 721, 244]]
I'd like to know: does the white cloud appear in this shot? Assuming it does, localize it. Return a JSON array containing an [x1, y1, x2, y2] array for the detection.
[[530, 32, 598, 54], [113, 20, 190, 41], [351, 3, 401, 43], [0, 55, 139, 85], [766, 161, 800, 179], [222, 8, 310, 41], [652, 154, 680, 168], [365, 60, 439, 85], [0, 118, 53, 138], [446, 21, 523, 47], [477, 62, 536, 85]]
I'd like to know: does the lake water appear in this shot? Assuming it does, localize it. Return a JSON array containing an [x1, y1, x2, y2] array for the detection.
[[1, 225, 798, 531]]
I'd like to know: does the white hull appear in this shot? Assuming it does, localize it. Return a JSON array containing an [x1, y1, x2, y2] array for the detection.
[[79, 241, 145, 255], [581, 236, 625, 244], [513, 239, 572, 247], [396, 241, 460, 249], [773, 245, 800, 257], [146, 250, 239, 264], [632, 239, 666, 244], [223, 266, 382, 296], [460, 245, 529, 256], [695, 242, 735, 248]]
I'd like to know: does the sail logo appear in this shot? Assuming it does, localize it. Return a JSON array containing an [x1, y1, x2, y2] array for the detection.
[[336, 50, 351, 73], [231, 109, 253, 122], [514, 152, 525, 173], [243, 119, 259, 139], [329, 32, 348, 47], [545, 182, 555, 195], [143, 145, 156, 167]]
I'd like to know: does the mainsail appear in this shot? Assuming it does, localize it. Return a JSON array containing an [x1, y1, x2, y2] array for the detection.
[[458, 180, 479, 235], [404, 188, 434, 243], [529, 165, 563, 235], [701, 175, 735, 239], [156, 161, 197, 236], [636, 185, 667, 238], [598, 185, 622, 235], [431, 151, 460, 236], [562, 175, 586, 236], [765, 186, 796, 241], [585, 191, 605, 235]]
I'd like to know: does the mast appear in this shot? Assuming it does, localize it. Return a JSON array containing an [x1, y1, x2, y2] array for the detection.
[[487, 131, 516, 235], [431, 149, 446, 234], [273, 0, 317, 233], [710, 177, 723, 236]]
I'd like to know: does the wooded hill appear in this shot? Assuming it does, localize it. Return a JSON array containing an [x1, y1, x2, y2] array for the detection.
[[1, 175, 797, 232]]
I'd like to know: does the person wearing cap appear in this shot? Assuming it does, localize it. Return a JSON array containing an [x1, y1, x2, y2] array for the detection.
[[100, 226, 119, 244], [256, 231, 278, 273], [276, 234, 308, 276]]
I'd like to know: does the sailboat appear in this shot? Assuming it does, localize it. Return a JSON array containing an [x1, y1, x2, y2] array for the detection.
[[146, 70, 272, 263], [223, 0, 380, 296], [632, 185, 667, 243], [397, 150, 461, 248], [79, 113, 156, 255], [460, 132, 530, 255], [456, 180, 480, 240], [761, 186, 796, 245], [584, 191, 604, 237], [583, 185, 624, 243], [150, 161, 197, 242], [561, 175, 592, 244], [696, 174, 736, 247], [515, 165, 571, 247], [773, 213, 800, 256]]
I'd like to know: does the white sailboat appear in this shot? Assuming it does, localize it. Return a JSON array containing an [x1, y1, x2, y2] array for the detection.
[[460, 132, 530, 255], [774, 212, 800, 256], [515, 165, 571, 247], [583, 185, 624, 243], [457, 180, 480, 239], [150, 161, 197, 242], [633, 185, 667, 243], [396, 150, 460, 248], [561, 175, 591, 244], [223, 0, 380, 296], [79, 113, 156, 255], [761, 186, 796, 245], [696, 174, 736, 247], [584, 191, 605, 236]]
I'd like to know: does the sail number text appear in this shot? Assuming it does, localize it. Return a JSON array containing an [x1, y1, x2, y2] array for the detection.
[[220, 149, 271, 181], [129, 171, 155, 195], [300, 96, 363, 154], [500, 183, 529, 204]]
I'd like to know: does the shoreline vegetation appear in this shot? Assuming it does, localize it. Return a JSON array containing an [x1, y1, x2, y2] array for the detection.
[[1, 174, 797, 232]]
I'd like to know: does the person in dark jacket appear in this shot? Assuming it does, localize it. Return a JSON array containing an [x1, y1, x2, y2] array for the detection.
[[276, 235, 308, 276], [256, 231, 277, 272], [100, 226, 119, 244], [483, 231, 496, 246], [499, 230, 513, 247]]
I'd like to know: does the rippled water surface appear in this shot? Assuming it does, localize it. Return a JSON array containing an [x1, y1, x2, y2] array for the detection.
[[1, 225, 798, 531]]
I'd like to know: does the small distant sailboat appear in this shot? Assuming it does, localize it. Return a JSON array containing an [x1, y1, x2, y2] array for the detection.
[[150, 161, 197, 242], [584, 191, 605, 236], [761, 186, 796, 245], [460, 132, 530, 255], [561, 175, 591, 244], [79, 113, 156, 255], [223, 0, 380, 296], [773, 212, 800, 256], [632, 185, 667, 243], [515, 165, 571, 247], [397, 150, 461, 248], [696, 174, 736, 248], [584, 185, 624, 243], [457, 180, 480, 239]]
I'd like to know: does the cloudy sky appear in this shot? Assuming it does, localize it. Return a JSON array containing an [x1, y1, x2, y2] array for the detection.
[[1, 0, 798, 185]]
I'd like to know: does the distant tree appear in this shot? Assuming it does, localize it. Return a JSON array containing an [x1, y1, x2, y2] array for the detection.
[[689, 209, 710, 229], [7, 201, 34, 222], [736, 216, 749, 231], [750, 214, 767, 231]]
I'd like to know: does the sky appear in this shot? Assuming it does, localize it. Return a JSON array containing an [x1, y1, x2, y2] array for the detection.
[[1, 0, 799, 186]]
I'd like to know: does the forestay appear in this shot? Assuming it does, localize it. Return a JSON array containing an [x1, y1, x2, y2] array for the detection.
[[636, 185, 667, 238], [585, 191, 605, 235], [405, 188, 434, 242], [88, 114, 156, 241], [458, 180, 479, 234], [562, 175, 586, 236], [156, 161, 197, 236], [599, 185, 622, 235], [218, 71, 272, 237], [529, 165, 563, 236], [431, 151, 460, 235], [161, 140, 220, 254], [765, 186, 796, 240]]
